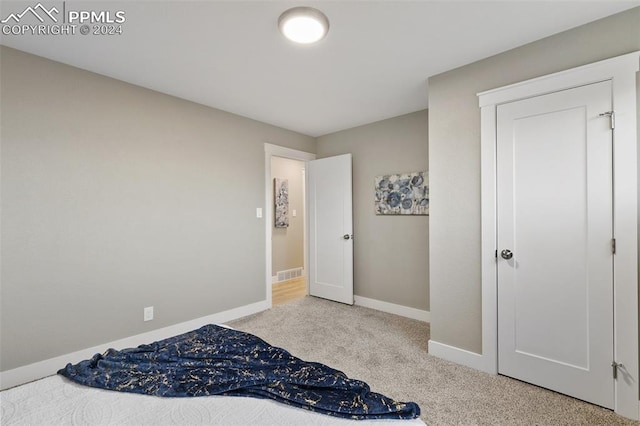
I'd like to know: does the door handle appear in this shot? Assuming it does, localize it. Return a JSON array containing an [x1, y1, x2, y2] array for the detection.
[[343, 234, 353, 240], [501, 249, 513, 260]]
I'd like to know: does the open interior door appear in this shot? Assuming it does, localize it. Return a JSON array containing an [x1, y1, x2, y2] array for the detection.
[[307, 154, 353, 305]]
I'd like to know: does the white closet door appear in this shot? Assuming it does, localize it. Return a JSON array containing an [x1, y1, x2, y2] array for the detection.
[[497, 80, 614, 408]]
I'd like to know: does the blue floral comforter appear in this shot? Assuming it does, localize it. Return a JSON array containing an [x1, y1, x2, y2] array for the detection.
[[58, 324, 420, 420]]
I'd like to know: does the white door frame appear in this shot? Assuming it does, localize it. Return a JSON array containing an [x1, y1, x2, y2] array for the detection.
[[264, 143, 316, 308], [478, 52, 639, 419]]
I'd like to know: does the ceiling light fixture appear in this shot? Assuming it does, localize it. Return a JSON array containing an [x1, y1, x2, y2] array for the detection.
[[278, 7, 329, 44]]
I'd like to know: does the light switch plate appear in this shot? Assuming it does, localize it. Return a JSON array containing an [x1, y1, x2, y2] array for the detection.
[[256, 208, 263, 218]]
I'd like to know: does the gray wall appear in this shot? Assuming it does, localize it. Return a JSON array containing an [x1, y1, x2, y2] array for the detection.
[[271, 157, 304, 274], [317, 110, 429, 311], [0, 46, 316, 371], [428, 7, 640, 353]]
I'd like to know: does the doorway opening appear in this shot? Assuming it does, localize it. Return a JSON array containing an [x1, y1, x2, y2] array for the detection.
[[271, 156, 306, 305], [264, 144, 316, 308]]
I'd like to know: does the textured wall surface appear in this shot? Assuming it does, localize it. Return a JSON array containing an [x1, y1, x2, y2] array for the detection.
[[428, 7, 640, 353], [317, 110, 429, 310], [0, 46, 316, 371], [271, 157, 305, 274]]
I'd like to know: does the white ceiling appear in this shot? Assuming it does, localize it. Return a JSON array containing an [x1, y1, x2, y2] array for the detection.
[[1, 1, 638, 136]]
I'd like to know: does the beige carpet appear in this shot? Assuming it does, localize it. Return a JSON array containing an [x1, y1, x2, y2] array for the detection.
[[230, 296, 637, 426]]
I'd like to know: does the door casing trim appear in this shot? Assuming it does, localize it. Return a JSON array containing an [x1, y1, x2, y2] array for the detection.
[[264, 143, 316, 308], [477, 51, 639, 419]]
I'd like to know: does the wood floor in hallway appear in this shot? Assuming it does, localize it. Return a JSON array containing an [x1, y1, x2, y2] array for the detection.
[[272, 277, 307, 305]]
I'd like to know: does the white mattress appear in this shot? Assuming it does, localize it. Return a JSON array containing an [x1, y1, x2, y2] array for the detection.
[[1, 375, 426, 425]]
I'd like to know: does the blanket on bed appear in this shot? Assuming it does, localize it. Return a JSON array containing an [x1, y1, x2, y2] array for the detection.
[[58, 325, 420, 420]]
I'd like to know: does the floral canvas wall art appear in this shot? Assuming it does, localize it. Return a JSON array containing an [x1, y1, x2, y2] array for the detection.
[[375, 171, 428, 215], [274, 178, 289, 227]]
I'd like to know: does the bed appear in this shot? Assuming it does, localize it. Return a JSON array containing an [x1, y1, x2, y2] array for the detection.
[[1, 325, 426, 425]]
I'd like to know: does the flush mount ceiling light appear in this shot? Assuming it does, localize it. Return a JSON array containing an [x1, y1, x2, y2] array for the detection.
[[278, 7, 329, 44]]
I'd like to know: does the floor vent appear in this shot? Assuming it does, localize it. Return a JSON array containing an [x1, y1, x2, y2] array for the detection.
[[275, 267, 303, 283]]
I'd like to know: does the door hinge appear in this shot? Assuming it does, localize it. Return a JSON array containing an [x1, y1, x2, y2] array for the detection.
[[611, 238, 616, 255], [612, 361, 624, 380], [599, 111, 615, 129]]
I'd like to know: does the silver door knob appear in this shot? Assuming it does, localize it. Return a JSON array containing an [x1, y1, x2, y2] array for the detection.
[[343, 234, 351, 240], [501, 249, 513, 260]]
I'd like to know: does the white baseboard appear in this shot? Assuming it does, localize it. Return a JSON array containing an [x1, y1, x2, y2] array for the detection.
[[428, 339, 492, 373], [0, 300, 268, 391], [354, 296, 430, 322]]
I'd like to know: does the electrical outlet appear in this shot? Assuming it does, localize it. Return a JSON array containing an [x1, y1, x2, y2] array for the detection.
[[144, 306, 154, 321]]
